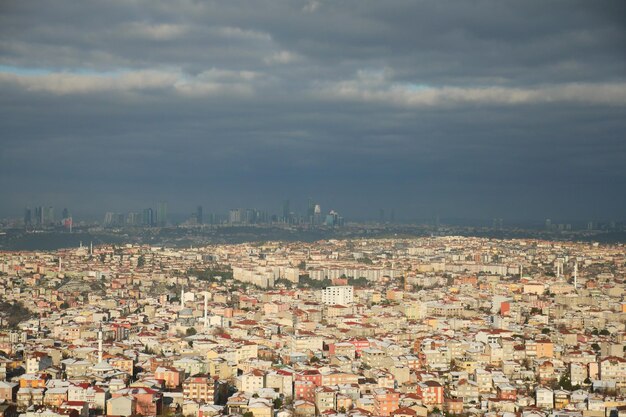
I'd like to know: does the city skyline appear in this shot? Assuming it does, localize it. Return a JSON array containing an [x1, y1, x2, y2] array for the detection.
[[11, 200, 626, 227], [1, 1, 625, 222]]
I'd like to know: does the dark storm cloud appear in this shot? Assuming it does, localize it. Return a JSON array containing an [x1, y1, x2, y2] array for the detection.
[[0, 0, 625, 221]]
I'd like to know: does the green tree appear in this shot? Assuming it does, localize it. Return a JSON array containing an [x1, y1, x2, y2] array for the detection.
[[137, 255, 145, 268], [186, 327, 197, 336], [558, 374, 573, 390]]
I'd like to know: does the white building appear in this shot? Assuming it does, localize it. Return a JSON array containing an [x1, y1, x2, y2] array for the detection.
[[321, 286, 354, 306], [536, 387, 553, 409]]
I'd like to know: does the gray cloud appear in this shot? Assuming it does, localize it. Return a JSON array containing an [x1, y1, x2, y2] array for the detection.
[[0, 0, 625, 222]]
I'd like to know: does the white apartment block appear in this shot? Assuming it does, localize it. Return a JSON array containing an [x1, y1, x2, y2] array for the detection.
[[321, 286, 354, 306]]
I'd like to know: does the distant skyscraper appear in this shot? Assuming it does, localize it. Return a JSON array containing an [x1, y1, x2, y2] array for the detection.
[[229, 208, 242, 224], [196, 205, 203, 225], [34, 206, 43, 226], [62, 208, 69, 219], [282, 199, 290, 222], [307, 198, 315, 223], [313, 204, 321, 225], [156, 201, 168, 227], [126, 212, 140, 226], [104, 212, 115, 226], [43, 206, 54, 225], [24, 207, 32, 226], [142, 208, 154, 226], [545, 218, 552, 230]]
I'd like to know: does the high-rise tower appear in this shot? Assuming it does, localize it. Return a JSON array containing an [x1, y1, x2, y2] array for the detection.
[[196, 205, 203, 225], [156, 202, 168, 227]]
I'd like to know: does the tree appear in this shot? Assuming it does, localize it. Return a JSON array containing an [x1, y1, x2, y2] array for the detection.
[[273, 398, 283, 409], [591, 343, 601, 352], [186, 327, 197, 336], [599, 329, 610, 336], [541, 328, 550, 334], [137, 255, 145, 268], [0, 301, 33, 328], [558, 374, 573, 390]]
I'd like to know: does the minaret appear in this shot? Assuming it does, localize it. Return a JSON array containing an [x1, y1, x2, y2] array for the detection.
[[180, 286, 185, 309], [90, 242, 93, 256], [58, 257, 62, 272], [574, 262, 578, 290], [519, 264, 523, 279], [204, 292, 209, 330], [98, 326, 103, 363]]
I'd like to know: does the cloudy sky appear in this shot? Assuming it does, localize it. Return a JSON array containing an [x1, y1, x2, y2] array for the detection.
[[1, 0, 625, 222]]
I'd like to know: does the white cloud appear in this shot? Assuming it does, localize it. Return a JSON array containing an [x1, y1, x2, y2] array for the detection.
[[263, 51, 299, 65], [215, 26, 272, 41], [303, 0, 321, 13], [121, 22, 188, 40], [315, 72, 626, 107], [0, 68, 260, 97]]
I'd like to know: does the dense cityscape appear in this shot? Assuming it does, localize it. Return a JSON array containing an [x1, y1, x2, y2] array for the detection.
[[0, 235, 625, 417]]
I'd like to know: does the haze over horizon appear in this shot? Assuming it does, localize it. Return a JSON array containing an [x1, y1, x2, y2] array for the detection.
[[1, 1, 625, 222]]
